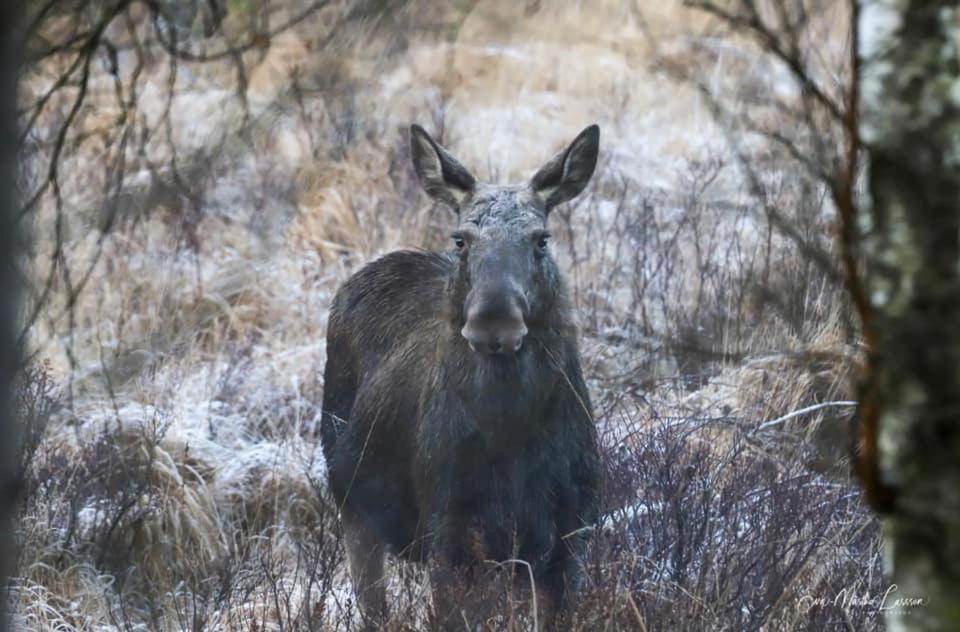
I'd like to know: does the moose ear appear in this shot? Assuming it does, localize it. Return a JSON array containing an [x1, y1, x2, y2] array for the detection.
[[410, 125, 476, 212], [530, 124, 600, 211]]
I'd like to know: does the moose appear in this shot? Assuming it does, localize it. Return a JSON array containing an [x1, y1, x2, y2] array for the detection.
[[321, 124, 601, 628]]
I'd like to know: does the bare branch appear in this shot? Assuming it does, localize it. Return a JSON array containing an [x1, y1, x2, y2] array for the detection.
[[756, 400, 857, 432]]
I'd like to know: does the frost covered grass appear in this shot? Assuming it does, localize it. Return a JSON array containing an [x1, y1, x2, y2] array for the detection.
[[13, 1, 881, 630]]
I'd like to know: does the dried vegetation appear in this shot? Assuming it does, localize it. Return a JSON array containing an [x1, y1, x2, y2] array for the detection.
[[13, 1, 881, 629]]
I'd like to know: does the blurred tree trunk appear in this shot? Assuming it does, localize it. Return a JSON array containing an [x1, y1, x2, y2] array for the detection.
[[0, 2, 21, 630], [858, 1, 960, 630]]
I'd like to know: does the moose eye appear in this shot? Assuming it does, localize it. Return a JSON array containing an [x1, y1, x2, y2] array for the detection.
[[536, 233, 550, 250], [452, 234, 466, 249]]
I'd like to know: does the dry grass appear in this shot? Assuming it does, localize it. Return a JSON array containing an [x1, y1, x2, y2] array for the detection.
[[12, 1, 882, 630]]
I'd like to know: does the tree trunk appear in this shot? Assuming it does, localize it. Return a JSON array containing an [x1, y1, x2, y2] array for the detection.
[[0, 1, 21, 630], [859, 1, 960, 630]]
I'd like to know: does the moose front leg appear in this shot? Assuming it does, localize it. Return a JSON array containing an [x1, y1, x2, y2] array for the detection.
[[342, 510, 387, 629], [544, 463, 598, 626], [519, 531, 587, 631], [428, 560, 470, 631], [426, 510, 489, 631]]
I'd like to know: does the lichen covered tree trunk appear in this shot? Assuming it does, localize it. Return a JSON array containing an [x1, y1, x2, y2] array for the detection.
[[858, 1, 960, 630]]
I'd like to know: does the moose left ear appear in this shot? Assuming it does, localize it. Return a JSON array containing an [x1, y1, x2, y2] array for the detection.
[[410, 124, 476, 213], [530, 124, 600, 211]]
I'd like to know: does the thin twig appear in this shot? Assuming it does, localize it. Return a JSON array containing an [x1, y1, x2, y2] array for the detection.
[[755, 400, 857, 432]]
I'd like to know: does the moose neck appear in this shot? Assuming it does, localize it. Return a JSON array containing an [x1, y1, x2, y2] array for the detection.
[[438, 322, 571, 452]]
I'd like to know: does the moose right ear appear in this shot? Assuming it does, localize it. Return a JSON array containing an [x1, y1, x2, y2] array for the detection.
[[530, 124, 600, 211], [410, 125, 476, 212]]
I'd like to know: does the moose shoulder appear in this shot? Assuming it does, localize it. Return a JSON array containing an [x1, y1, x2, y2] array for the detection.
[[320, 124, 601, 627]]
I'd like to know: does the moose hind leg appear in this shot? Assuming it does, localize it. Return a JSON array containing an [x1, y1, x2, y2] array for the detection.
[[344, 512, 387, 626]]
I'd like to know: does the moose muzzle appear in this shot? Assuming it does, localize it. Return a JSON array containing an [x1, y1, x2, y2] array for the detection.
[[461, 286, 528, 355]]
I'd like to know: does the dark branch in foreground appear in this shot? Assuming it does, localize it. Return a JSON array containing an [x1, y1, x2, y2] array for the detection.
[[1, 2, 24, 630]]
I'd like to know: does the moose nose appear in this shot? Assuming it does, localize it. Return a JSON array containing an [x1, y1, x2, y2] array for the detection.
[[461, 289, 528, 355]]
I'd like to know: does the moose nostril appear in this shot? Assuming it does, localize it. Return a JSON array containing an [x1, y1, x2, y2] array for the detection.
[[461, 325, 526, 355]]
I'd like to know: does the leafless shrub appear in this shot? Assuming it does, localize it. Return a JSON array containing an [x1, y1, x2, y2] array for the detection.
[[571, 404, 882, 631], [558, 150, 847, 395], [14, 361, 60, 498]]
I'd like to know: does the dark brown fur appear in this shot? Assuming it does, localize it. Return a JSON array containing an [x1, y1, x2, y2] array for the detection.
[[321, 125, 601, 628]]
